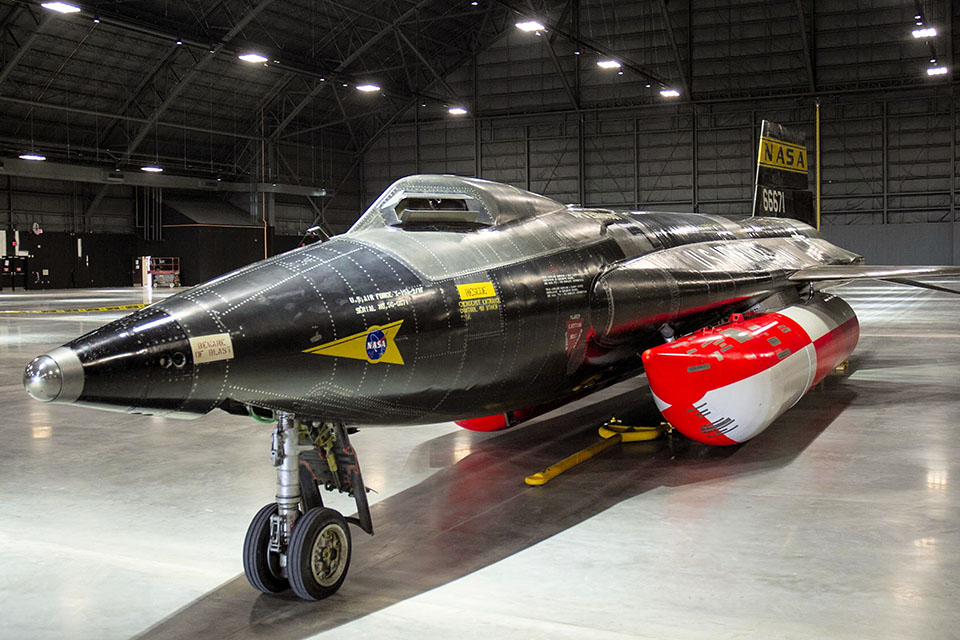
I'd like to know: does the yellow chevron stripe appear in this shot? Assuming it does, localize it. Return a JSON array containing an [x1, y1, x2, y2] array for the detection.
[[303, 319, 405, 365]]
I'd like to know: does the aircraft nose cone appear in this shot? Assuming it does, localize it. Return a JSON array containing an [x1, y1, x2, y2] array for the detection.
[[24, 356, 62, 402], [23, 347, 84, 403]]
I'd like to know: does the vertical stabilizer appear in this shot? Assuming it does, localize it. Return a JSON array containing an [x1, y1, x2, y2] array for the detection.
[[752, 120, 815, 226]]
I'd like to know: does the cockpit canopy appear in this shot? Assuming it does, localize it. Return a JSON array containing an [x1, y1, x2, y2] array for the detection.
[[349, 175, 565, 233]]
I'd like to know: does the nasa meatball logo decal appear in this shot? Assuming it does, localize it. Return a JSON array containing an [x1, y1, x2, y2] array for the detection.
[[302, 320, 405, 365], [365, 329, 387, 361]]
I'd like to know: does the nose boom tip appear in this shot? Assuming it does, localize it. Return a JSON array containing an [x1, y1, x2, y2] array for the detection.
[[23, 347, 84, 404], [24, 355, 62, 402]]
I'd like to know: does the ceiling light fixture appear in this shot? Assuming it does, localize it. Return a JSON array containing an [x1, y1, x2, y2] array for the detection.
[[141, 166, 163, 173], [927, 66, 948, 75], [19, 153, 46, 161], [516, 20, 546, 32], [42, 2, 81, 13], [596, 60, 621, 69], [912, 27, 937, 38], [660, 88, 681, 97], [238, 53, 268, 63], [448, 106, 468, 115], [356, 84, 380, 92]]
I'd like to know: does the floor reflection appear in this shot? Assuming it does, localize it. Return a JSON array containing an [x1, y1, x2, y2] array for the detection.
[[133, 379, 854, 640]]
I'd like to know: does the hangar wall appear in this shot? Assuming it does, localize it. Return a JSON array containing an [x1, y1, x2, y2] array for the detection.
[[821, 222, 959, 265], [0, 178, 337, 287], [1, 174, 353, 237], [364, 91, 957, 224], [0, 119, 362, 287], [361, 0, 960, 265], [1, 149, 361, 287], [1, 176, 136, 234]]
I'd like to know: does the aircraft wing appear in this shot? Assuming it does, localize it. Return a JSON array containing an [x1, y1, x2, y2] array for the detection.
[[789, 265, 960, 294]]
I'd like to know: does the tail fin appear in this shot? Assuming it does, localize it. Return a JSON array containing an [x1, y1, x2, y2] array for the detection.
[[751, 120, 815, 226]]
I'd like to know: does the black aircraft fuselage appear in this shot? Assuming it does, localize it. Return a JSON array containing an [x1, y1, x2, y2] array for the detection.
[[26, 175, 859, 425]]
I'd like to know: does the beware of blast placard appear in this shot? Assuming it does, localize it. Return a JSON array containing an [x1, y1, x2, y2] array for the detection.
[[189, 333, 234, 364]]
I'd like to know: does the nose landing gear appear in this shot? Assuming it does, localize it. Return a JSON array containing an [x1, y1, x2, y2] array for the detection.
[[242, 412, 372, 600]]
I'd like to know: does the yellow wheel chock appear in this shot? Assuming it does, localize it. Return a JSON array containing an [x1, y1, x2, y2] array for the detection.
[[524, 417, 664, 486], [598, 417, 662, 442]]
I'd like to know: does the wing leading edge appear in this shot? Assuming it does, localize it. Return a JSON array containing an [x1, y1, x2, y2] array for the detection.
[[789, 265, 960, 295]]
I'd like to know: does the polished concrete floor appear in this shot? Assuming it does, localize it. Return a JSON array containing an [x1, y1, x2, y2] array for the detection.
[[1, 282, 958, 639]]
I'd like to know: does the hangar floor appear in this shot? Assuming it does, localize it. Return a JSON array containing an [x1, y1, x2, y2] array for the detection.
[[1, 281, 958, 639]]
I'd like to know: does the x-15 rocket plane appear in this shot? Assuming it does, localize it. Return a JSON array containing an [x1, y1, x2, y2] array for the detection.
[[23, 121, 960, 600]]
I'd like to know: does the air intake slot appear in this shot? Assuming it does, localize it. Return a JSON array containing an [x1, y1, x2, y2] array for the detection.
[[390, 195, 490, 230], [348, 175, 566, 234]]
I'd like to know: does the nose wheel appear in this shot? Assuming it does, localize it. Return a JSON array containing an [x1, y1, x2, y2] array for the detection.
[[242, 413, 371, 600], [288, 507, 352, 600]]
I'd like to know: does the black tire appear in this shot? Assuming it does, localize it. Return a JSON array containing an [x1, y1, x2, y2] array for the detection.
[[242, 503, 288, 594], [287, 507, 351, 600]]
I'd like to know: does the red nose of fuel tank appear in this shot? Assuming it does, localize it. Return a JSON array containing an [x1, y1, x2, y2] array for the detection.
[[642, 294, 859, 445]]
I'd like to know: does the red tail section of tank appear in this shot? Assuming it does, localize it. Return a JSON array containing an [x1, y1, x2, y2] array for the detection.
[[455, 413, 511, 432], [455, 400, 566, 432]]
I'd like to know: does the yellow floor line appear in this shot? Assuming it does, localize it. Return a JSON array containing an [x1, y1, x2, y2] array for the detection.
[[0, 303, 149, 314]]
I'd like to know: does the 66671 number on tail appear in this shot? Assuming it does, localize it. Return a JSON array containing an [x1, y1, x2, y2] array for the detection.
[[760, 187, 786, 215]]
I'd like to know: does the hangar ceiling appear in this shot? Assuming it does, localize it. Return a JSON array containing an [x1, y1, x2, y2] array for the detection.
[[0, 0, 955, 234], [0, 0, 510, 178]]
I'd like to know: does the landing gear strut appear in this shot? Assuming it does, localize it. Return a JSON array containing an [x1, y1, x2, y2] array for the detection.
[[242, 412, 372, 600]]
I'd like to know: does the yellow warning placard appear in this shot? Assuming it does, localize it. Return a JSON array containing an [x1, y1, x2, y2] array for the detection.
[[456, 281, 496, 300], [303, 320, 405, 365], [759, 137, 808, 174]]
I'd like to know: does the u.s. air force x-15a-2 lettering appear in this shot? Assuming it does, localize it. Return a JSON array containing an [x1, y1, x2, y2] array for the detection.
[[23, 121, 960, 600]]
